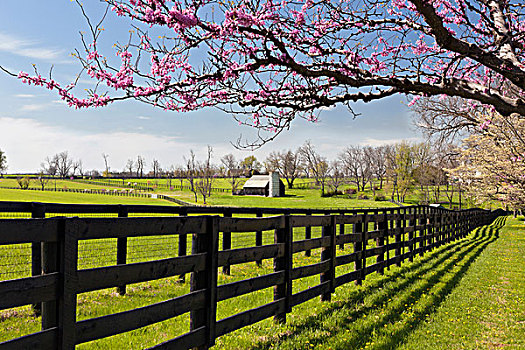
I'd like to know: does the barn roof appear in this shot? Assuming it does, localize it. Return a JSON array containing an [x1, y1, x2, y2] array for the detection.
[[243, 175, 270, 188]]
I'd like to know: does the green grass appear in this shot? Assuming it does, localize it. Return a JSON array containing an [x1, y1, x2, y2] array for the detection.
[[0, 178, 125, 191], [0, 188, 176, 206], [213, 215, 521, 350], [1, 216, 522, 349], [162, 187, 400, 209], [399, 216, 525, 349]]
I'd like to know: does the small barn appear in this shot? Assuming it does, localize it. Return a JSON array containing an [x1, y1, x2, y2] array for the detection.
[[242, 172, 285, 197], [429, 203, 445, 209]]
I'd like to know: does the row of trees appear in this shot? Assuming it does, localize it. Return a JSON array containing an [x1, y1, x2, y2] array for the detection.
[[32, 139, 459, 205], [179, 141, 462, 204], [265, 140, 460, 203]]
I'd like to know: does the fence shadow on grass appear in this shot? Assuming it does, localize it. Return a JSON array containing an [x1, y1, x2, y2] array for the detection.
[[248, 217, 507, 350]]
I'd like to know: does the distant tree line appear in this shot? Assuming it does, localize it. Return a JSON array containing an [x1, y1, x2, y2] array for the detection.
[[25, 138, 460, 205]]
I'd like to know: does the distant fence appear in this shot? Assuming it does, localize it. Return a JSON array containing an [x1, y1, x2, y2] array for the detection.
[[72, 178, 235, 193], [0, 186, 197, 206], [0, 186, 151, 197], [0, 201, 503, 349]]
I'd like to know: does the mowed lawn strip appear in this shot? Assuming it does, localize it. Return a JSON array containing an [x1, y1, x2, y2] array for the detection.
[[399, 215, 525, 350]]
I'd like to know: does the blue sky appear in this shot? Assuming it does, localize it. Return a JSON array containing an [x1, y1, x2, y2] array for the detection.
[[0, 1, 420, 173]]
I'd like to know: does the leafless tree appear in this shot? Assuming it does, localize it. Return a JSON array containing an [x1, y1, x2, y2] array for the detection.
[[385, 146, 399, 201], [266, 149, 302, 189], [221, 153, 242, 194], [55, 151, 73, 178], [299, 141, 329, 195], [369, 146, 388, 190], [102, 153, 110, 175], [41, 156, 58, 177], [411, 96, 478, 145], [184, 150, 198, 202], [72, 160, 83, 177], [174, 165, 185, 188], [339, 146, 372, 192], [125, 158, 134, 177], [0, 149, 7, 176], [152, 159, 161, 178], [196, 146, 215, 204], [37, 171, 49, 190], [136, 155, 145, 178], [327, 161, 345, 194]]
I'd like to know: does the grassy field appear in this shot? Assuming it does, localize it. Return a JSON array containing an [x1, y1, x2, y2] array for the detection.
[[0, 188, 176, 206], [3, 175, 499, 210], [167, 187, 400, 209], [75, 176, 497, 210], [0, 216, 522, 349], [0, 178, 127, 191]]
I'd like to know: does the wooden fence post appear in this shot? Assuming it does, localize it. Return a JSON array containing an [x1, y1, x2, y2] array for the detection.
[[255, 210, 263, 267], [361, 211, 368, 282], [60, 219, 79, 350], [420, 207, 426, 257], [178, 208, 188, 282], [377, 211, 387, 275], [339, 212, 345, 250], [438, 210, 444, 247], [408, 207, 415, 263], [222, 210, 232, 275], [395, 209, 402, 267], [427, 209, 434, 251], [41, 220, 60, 331], [190, 216, 219, 349], [274, 215, 291, 323], [321, 216, 336, 301], [452, 212, 457, 241], [304, 210, 312, 257], [31, 202, 45, 316], [353, 214, 363, 286], [385, 209, 391, 271], [447, 211, 451, 242], [116, 205, 128, 295]]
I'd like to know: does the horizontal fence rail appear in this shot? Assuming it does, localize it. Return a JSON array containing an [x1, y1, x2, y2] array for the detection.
[[0, 201, 504, 349]]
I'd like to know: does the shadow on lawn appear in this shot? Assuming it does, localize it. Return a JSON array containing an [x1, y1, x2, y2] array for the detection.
[[249, 216, 507, 350]]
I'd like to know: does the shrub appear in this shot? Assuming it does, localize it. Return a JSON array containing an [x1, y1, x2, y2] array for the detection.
[[345, 188, 357, 195], [374, 194, 386, 201], [357, 193, 369, 200], [16, 176, 31, 190], [321, 190, 343, 197]]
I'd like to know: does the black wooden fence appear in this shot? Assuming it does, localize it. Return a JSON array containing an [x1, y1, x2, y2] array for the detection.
[[0, 201, 502, 349]]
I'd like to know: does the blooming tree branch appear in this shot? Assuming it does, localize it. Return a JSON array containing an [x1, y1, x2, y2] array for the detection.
[[3, 0, 525, 146]]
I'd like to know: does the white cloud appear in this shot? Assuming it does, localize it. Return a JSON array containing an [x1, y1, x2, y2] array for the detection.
[[15, 94, 36, 98], [20, 103, 50, 112], [137, 116, 151, 120], [360, 137, 420, 146], [0, 117, 205, 172], [0, 32, 65, 61]]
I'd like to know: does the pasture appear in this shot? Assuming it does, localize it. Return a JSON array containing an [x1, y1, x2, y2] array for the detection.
[[0, 177, 515, 349], [0, 201, 518, 349], [1, 175, 493, 210], [0, 188, 176, 206]]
